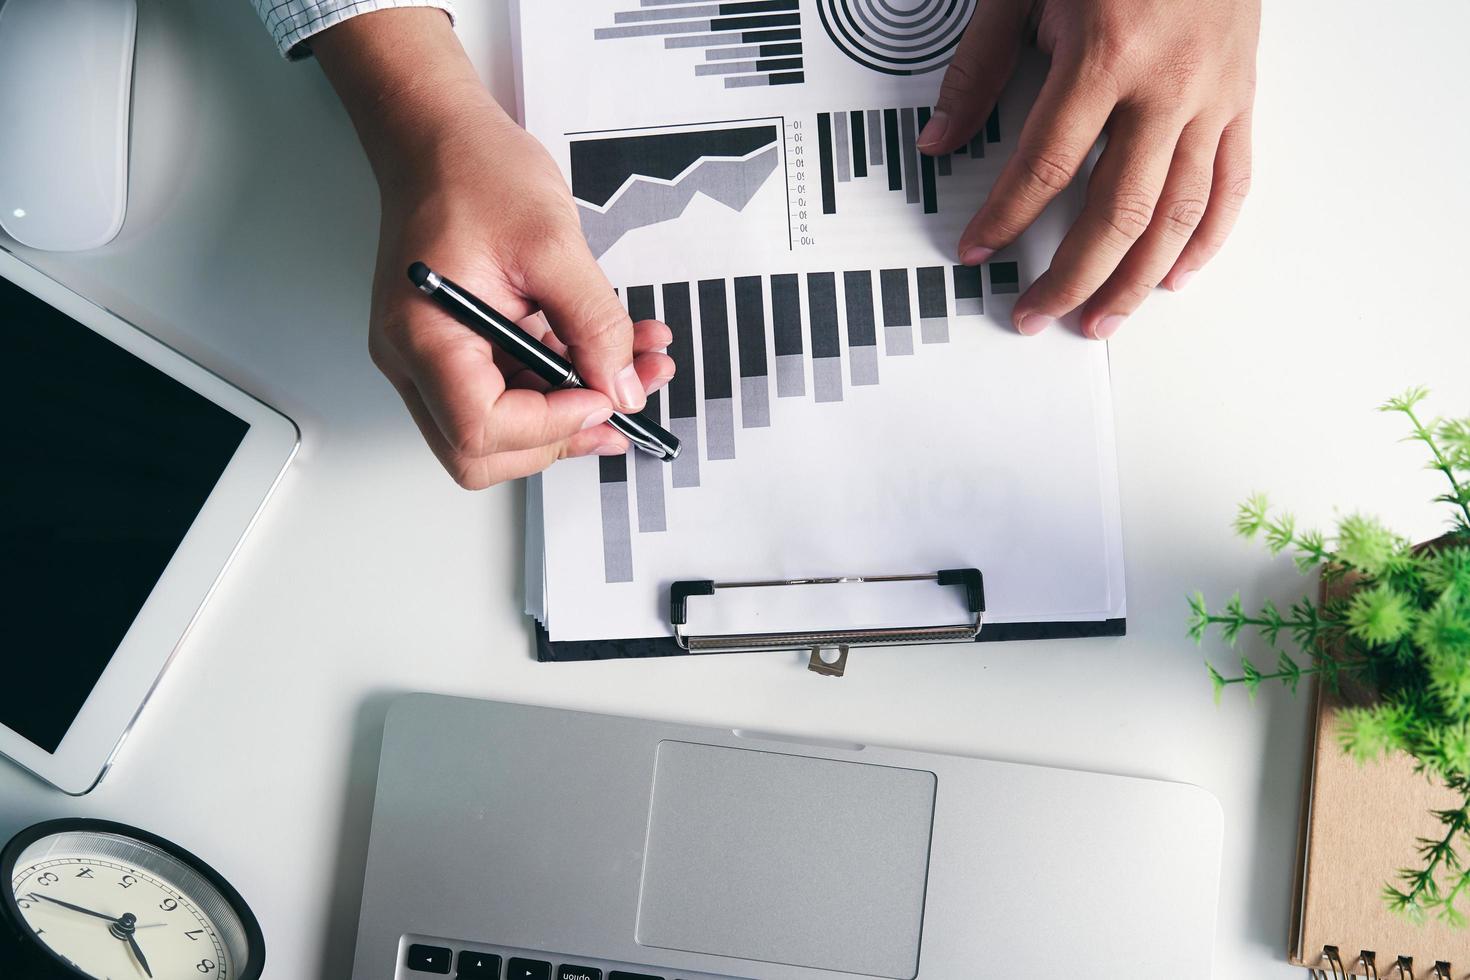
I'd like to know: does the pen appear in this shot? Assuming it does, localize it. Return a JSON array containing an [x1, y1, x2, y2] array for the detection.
[[407, 262, 681, 462]]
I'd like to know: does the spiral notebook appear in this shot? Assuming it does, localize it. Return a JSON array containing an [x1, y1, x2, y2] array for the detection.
[[1290, 683, 1470, 978]]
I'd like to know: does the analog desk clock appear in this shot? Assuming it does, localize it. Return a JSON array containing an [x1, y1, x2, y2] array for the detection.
[[0, 819, 264, 979]]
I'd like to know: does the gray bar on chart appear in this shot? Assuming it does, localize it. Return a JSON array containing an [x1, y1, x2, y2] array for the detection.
[[899, 108, 920, 205], [705, 45, 761, 58], [705, 398, 736, 459], [671, 416, 701, 488], [664, 32, 728, 46], [696, 60, 758, 74], [866, 109, 883, 165], [775, 353, 804, 397], [834, 111, 851, 182], [599, 458, 634, 584], [740, 376, 770, 427], [595, 19, 711, 38], [813, 357, 843, 402], [920, 317, 949, 344], [880, 268, 914, 356], [724, 74, 774, 88], [849, 345, 879, 386], [634, 391, 667, 533], [615, 4, 720, 22]]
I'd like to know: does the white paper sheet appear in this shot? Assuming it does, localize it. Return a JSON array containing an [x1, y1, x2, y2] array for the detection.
[[516, 1, 1126, 643]]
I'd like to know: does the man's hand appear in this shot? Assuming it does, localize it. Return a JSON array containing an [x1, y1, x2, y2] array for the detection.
[[315, 10, 674, 487], [918, 0, 1259, 339]]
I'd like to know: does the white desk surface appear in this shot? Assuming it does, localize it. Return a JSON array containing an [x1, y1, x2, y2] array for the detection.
[[3, 2, 1467, 977]]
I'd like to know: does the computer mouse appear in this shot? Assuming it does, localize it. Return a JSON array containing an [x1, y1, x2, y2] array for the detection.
[[0, 0, 136, 252]]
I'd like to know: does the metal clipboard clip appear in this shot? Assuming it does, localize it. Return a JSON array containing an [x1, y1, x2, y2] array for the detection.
[[669, 568, 985, 677]]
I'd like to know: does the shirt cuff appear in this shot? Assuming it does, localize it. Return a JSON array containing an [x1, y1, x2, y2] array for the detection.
[[254, 0, 457, 61]]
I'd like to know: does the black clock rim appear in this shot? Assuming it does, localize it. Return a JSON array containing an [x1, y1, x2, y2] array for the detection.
[[0, 817, 266, 980]]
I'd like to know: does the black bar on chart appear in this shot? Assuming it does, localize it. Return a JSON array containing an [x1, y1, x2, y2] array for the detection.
[[807, 272, 842, 402], [937, 152, 952, 176], [989, 261, 1020, 295], [662, 281, 701, 487], [711, 14, 801, 31], [734, 276, 770, 428], [626, 285, 666, 534], [598, 454, 633, 583], [850, 110, 867, 178], [967, 132, 984, 158], [917, 107, 937, 214], [771, 273, 804, 397], [720, 0, 799, 13], [916, 266, 949, 343], [899, 107, 919, 205], [816, 112, 836, 214], [761, 42, 801, 56], [866, 109, 883, 166], [843, 270, 879, 386], [742, 27, 800, 42], [879, 268, 914, 356], [883, 109, 901, 191], [953, 265, 983, 316], [698, 279, 736, 460], [985, 107, 1001, 143]]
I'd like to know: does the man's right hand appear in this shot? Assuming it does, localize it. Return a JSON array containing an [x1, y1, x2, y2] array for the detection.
[[315, 9, 674, 488]]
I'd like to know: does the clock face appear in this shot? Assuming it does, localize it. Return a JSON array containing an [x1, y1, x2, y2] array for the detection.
[[4, 827, 256, 980]]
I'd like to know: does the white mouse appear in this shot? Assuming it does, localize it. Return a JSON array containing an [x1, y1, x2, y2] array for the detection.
[[0, 0, 136, 252]]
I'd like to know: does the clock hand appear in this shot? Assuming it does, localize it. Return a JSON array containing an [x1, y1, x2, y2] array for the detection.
[[25, 891, 117, 922], [123, 929, 153, 978]]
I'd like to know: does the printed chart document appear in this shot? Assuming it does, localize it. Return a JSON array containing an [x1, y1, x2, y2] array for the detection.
[[515, 0, 1126, 648]]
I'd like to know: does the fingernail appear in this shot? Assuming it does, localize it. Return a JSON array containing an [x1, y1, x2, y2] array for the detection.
[[580, 408, 612, 431], [594, 441, 627, 456], [614, 364, 645, 411], [917, 109, 950, 149], [1093, 314, 1126, 340], [645, 371, 673, 396], [1171, 269, 1196, 291], [1015, 313, 1054, 336], [960, 245, 994, 265]]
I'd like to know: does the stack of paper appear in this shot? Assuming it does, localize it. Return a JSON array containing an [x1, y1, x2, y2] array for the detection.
[[514, 1, 1125, 650]]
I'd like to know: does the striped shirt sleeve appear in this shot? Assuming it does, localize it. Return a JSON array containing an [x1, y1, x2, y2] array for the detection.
[[251, 0, 456, 60]]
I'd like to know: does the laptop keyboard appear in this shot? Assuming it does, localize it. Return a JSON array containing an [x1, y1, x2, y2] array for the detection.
[[399, 938, 735, 980]]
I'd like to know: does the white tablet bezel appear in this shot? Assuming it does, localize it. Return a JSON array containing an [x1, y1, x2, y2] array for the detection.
[[0, 247, 299, 795]]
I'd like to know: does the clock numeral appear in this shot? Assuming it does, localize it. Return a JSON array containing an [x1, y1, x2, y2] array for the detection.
[[75, 867, 94, 879], [197, 958, 216, 973], [36, 872, 59, 886], [33, 929, 44, 937], [118, 874, 138, 889], [16, 897, 32, 910], [185, 929, 204, 941], [160, 898, 179, 911]]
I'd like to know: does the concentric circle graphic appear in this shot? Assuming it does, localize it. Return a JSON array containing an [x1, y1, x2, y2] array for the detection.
[[817, 0, 977, 76]]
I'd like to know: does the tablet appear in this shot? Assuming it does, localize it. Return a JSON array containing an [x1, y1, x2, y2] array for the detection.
[[0, 247, 298, 794]]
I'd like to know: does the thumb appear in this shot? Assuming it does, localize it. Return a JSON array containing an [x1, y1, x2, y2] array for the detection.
[[524, 237, 646, 413], [918, 0, 1027, 156]]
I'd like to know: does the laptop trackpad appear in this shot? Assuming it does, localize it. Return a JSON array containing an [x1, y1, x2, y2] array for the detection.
[[636, 741, 936, 979]]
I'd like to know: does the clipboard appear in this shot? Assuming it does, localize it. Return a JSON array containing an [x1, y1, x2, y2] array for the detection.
[[535, 567, 1126, 675]]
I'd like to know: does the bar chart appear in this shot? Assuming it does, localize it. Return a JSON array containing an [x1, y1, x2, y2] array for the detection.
[[815, 105, 1001, 215], [594, 1, 805, 89], [597, 260, 1019, 581]]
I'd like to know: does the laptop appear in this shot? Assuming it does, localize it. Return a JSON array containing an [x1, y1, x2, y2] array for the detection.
[[351, 695, 1222, 979]]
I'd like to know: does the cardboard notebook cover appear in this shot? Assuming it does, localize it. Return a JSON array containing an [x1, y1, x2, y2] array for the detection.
[[1290, 682, 1470, 974]]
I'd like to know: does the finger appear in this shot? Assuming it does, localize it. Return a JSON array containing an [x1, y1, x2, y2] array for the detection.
[[506, 348, 672, 398], [1165, 111, 1253, 290], [957, 59, 1118, 264], [631, 318, 673, 353], [917, 0, 1027, 155], [390, 307, 614, 457], [521, 241, 645, 413], [1010, 107, 1182, 335], [1080, 119, 1220, 338]]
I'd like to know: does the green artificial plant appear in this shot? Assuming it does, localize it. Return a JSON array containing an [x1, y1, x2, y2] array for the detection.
[[1189, 387, 1470, 925]]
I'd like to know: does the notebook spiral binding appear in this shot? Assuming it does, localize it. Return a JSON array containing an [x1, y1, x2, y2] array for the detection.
[[1307, 946, 1455, 979]]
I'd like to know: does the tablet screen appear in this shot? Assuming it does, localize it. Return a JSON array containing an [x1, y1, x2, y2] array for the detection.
[[1, 274, 249, 754]]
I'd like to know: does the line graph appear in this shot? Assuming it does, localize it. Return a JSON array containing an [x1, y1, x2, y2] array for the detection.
[[570, 120, 787, 259]]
